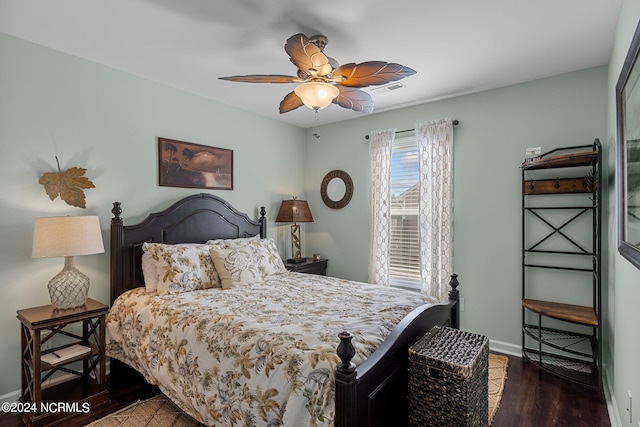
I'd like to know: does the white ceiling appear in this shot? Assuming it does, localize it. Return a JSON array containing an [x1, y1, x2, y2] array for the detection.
[[0, 0, 622, 128]]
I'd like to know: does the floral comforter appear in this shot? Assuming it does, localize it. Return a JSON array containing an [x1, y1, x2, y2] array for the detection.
[[106, 272, 437, 427]]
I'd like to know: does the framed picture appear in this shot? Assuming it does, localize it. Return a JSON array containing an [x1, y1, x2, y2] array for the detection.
[[616, 20, 640, 269], [158, 137, 233, 190]]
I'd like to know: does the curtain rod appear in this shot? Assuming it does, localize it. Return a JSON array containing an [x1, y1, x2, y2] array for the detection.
[[364, 119, 459, 140]]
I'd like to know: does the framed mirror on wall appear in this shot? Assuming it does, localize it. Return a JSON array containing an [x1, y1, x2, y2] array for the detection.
[[321, 170, 353, 209], [616, 19, 640, 270]]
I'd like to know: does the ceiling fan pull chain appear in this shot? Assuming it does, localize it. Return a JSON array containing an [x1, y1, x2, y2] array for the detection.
[[313, 109, 321, 139]]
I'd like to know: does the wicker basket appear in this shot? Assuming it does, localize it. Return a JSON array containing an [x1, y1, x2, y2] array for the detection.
[[408, 326, 489, 427]]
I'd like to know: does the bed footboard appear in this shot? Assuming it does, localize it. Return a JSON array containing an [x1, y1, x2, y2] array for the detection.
[[335, 274, 460, 427]]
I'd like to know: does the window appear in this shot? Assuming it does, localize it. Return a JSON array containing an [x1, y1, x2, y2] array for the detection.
[[389, 135, 421, 290], [369, 119, 454, 301]]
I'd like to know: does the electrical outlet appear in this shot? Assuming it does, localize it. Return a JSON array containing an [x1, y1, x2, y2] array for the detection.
[[525, 147, 541, 157]]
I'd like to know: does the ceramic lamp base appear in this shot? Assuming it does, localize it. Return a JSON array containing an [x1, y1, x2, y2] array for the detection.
[[47, 256, 89, 309]]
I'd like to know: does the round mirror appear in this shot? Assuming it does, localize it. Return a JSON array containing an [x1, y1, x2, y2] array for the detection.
[[321, 170, 353, 209], [326, 178, 346, 201]]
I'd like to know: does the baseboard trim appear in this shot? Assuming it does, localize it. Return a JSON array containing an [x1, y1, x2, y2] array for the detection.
[[603, 368, 621, 427], [489, 339, 521, 357], [0, 388, 20, 404]]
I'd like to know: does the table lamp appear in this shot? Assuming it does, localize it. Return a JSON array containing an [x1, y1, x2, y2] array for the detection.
[[32, 216, 104, 309], [275, 198, 314, 263]]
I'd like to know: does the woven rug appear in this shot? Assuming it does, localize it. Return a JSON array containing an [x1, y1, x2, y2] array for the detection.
[[85, 395, 202, 427], [488, 353, 509, 425], [87, 354, 508, 427]]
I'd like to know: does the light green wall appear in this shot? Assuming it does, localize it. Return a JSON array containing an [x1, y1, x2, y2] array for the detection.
[[303, 66, 608, 356], [607, 1, 640, 425], [0, 33, 306, 397], [1, 19, 627, 415]]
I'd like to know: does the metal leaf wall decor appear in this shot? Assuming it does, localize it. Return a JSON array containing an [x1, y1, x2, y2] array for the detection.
[[39, 158, 95, 208]]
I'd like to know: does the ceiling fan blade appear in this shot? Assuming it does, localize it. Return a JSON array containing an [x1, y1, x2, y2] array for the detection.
[[284, 33, 333, 77], [332, 86, 374, 113], [219, 74, 302, 83], [333, 61, 416, 88], [279, 91, 305, 113]]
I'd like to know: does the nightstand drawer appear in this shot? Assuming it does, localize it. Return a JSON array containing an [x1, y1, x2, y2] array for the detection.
[[284, 258, 328, 275]]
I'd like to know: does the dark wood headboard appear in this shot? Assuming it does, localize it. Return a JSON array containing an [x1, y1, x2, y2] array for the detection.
[[110, 193, 266, 304]]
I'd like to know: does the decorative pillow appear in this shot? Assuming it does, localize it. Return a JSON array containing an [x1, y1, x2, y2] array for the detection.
[[225, 238, 286, 277], [143, 242, 221, 294], [209, 247, 263, 289], [141, 252, 159, 293], [205, 234, 260, 247], [257, 238, 287, 275]]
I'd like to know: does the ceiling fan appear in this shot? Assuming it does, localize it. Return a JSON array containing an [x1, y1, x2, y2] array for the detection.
[[219, 33, 416, 114]]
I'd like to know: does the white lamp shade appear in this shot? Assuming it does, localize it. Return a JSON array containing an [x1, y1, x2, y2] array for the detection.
[[294, 82, 340, 110], [32, 216, 104, 258]]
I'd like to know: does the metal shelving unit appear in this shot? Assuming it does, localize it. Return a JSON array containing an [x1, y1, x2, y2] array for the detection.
[[521, 140, 601, 391]]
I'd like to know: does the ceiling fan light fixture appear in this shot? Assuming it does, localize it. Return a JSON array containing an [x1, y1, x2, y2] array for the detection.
[[294, 82, 339, 110], [220, 33, 416, 114]]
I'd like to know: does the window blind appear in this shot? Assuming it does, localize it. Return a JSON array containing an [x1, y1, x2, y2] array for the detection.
[[389, 135, 421, 290]]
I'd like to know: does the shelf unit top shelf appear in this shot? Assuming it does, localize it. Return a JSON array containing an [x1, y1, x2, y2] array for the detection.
[[522, 298, 598, 326], [521, 151, 598, 171]]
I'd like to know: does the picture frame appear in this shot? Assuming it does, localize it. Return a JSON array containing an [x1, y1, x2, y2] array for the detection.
[[158, 137, 233, 190], [616, 20, 640, 269]]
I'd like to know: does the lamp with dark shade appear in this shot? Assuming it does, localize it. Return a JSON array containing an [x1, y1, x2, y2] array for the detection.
[[275, 198, 314, 263], [32, 216, 104, 309]]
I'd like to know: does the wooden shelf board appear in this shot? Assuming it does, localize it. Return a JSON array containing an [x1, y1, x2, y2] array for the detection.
[[522, 298, 598, 326], [521, 151, 598, 170], [523, 177, 597, 194]]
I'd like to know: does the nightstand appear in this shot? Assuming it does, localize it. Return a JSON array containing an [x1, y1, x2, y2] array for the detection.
[[284, 258, 328, 275], [16, 298, 110, 427]]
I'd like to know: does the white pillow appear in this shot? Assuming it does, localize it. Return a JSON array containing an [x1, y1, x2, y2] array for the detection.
[[143, 242, 221, 294], [209, 246, 263, 289], [141, 252, 159, 293]]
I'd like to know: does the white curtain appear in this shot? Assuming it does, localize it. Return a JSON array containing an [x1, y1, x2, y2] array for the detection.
[[415, 118, 454, 301], [368, 129, 395, 286]]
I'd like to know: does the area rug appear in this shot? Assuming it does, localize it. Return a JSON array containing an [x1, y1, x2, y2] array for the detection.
[[488, 353, 509, 425], [85, 395, 202, 427], [86, 354, 509, 427]]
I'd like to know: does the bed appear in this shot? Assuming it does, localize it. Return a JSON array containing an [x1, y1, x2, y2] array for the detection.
[[107, 193, 460, 427]]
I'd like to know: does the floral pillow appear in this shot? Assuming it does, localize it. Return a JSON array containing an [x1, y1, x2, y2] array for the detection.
[[225, 238, 286, 277], [143, 242, 221, 294], [209, 247, 263, 289], [205, 235, 260, 247]]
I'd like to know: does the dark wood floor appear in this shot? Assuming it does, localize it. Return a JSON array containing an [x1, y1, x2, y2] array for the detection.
[[492, 355, 610, 427], [1, 354, 610, 427]]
